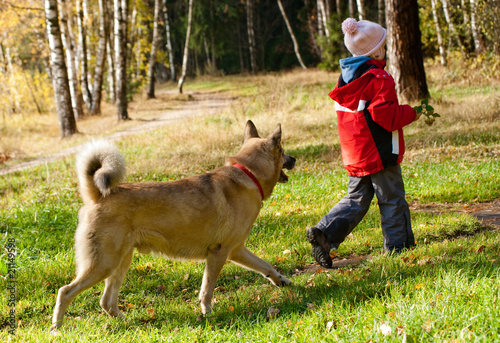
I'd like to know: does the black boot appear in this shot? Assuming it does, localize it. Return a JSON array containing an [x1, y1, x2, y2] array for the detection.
[[306, 227, 332, 268]]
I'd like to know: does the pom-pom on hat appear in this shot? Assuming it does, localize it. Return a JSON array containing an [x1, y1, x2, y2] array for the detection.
[[341, 18, 386, 57]]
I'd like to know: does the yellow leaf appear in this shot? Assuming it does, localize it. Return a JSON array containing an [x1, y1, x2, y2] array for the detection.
[[415, 283, 424, 289]]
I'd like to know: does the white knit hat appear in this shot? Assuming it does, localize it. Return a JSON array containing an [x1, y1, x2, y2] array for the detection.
[[342, 18, 386, 57]]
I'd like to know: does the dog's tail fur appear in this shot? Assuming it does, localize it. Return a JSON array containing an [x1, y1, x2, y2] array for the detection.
[[76, 140, 126, 205]]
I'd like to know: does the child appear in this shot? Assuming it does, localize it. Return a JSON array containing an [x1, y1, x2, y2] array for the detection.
[[307, 18, 421, 268]]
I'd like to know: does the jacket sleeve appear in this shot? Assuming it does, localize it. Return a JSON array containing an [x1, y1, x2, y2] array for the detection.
[[367, 74, 417, 132]]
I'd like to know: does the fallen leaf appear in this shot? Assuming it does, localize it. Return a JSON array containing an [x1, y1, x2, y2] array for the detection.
[[326, 321, 334, 331], [266, 307, 280, 321], [379, 323, 392, 336], [415, 283, 424, 289], [146, 308, 155, 316]]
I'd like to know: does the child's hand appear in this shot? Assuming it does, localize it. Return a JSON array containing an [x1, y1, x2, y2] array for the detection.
[[413, 98, 440, 126]]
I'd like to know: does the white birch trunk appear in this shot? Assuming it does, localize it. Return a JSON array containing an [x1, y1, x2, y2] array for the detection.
[[44, 0, 77, 137], [317, 0, 329, 38], [356, 0, 366, 20], [178, 0, 194, 94], [277, 0, 307, 69], [5, 48, 20, 113], [430, 0, 447, 66], [163, 0, 176, 81], [76, 0, 92, 109], [147, 0, 162, 98], [60, 0, 84, 120], [441, 0, 467, 58], [469, 0, 484, 54], [246, 0, 257, 74], [114, 0, 129, 120], [90, 0, 108, 114]]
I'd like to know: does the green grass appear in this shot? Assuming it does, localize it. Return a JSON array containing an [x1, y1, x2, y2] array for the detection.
[[1, 68, 499, 342]]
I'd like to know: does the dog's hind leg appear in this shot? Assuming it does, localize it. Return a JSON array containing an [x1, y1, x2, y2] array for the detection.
[[229, 245, 291, 286], [51, 265, 113, 332], [100, 249, 134, 318], [199, 244, 229, 315]]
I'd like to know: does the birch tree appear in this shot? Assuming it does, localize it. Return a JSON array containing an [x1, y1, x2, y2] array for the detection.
[[44, 0, 77, 137], [469, 0, 485, 54], [430, 0, 447, 65], [60, 0, 84, 120], [178, 0, 194, 94], [386, 0, 429, 103], [90, 0, 108, 115], [246, 0, 257, 74], [147, 0, 162, 99], [356, 0, 366, 20], [115, 0, 129, 120], [163, 0, 176, 81], [317, 0, 329, 38], [76, 0, 92, 110], [441, 0, 466, 58], [277, 0, 307, 70]]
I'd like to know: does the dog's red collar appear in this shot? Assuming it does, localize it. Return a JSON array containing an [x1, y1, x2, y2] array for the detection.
[[233, 163, 264, 201]]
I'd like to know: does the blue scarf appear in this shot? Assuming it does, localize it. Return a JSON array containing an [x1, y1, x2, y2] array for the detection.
[[339, 56, 371, 84]]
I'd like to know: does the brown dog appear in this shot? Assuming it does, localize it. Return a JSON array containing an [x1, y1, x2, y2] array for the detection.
[[51, 120, 295, 331]]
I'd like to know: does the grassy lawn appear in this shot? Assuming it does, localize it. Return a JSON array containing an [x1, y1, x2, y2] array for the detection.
[[1, 67, 499, 342]]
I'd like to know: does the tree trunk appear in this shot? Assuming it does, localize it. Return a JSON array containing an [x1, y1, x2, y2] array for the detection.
[[386, 0, 429, 103], [469, 0, 485, 54], [356, 0, 366, 20], [76, 0, 92, 110], [430, 0, 447, 66], [90, 0, 108, 115], [378, 0, 385, 25], [44, 0, 77, 137], [114, 0, 129, 120], [349, 0, 356, 18], [106, 38, 116, 102], [5, 47, 20, 113], [60, 0, 84, 120], [147, 0, 162, 98], [106, 1, 116, 102], [441, 0, 467, 59], [304, 0, 322, 57], [246, 0, 257, 74], [317, 0, 329, 38], [163, 0, 176, 81], [178, 0, 194, 94], [277, 0, 307, 69]]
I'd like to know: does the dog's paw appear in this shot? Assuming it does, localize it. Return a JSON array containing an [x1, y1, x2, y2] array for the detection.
[[50, 324, 62, 336], [279, 275, 291, 286], [199, 300, 212, 315], [271, 274, 291, 286]]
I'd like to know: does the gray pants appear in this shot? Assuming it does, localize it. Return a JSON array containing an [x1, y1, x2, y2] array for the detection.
[[316, 165, 415, 251]]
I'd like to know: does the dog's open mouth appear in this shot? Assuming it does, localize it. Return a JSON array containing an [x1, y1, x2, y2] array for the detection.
[[279, 155, 296, 183], [279, 170, 289, 183]]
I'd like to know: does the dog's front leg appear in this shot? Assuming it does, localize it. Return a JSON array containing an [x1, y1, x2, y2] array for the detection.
[[199, 244, 229, 315], [229, 245, 291, 286]]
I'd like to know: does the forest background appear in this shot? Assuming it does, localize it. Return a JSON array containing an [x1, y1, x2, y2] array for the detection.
[[0, 0, 499, 148]]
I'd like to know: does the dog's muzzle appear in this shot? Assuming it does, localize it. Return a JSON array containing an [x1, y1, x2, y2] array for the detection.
[[279, 155, 296, 183]]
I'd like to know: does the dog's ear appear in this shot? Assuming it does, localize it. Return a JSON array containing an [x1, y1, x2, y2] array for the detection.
[[244, 120, 260, 142], [269, 123, 282, 146]]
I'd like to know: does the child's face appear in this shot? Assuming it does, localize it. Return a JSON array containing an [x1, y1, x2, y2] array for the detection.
[[372, 46, 386, 60]]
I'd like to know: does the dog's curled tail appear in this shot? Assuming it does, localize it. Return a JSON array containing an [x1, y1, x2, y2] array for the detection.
[[76, 140, 126, 205]]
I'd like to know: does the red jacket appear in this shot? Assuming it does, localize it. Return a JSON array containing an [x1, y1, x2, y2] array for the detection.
[[329, 60, 416, 177]]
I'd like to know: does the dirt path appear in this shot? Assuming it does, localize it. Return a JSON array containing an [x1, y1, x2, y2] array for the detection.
[[0, 90, 236, 176]]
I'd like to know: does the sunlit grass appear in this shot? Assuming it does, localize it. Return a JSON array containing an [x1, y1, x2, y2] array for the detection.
[[1, 65, 499, 342]]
